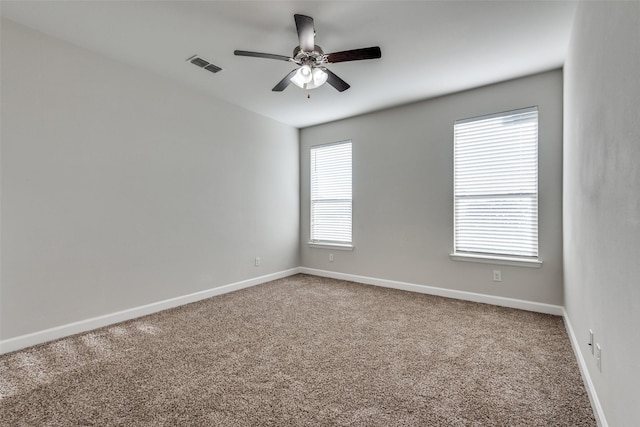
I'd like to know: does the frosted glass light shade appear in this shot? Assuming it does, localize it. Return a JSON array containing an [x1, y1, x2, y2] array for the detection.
[[291, 65, 313, 88], [291, 65, 327, 90], [311, 68, 328, 87]]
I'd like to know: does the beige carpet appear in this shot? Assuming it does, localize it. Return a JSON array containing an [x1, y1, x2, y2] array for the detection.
[[0, 274, 595, 426]]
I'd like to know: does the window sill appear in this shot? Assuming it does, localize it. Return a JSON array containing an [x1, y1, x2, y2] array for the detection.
[[450, 253, 542, 268], [308, 242, 354, 251]]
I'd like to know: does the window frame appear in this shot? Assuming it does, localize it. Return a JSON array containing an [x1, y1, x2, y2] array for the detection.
[[451, 107, 542, 268], [308, 140, 354, 250]]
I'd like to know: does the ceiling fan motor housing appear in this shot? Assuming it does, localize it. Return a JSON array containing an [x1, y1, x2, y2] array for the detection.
[[293, 45, 327, 66]]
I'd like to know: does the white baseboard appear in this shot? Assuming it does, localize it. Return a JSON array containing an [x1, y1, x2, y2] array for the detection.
[[0, 267, 566, 354], [299, 267, 564, 315], [2, 266, 604, 425], [0, 267, 301, 355], [562, 309, 608, 427]]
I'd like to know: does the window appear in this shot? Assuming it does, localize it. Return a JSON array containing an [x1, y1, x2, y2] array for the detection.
[[310, 141, 352, 247], [453, 107, 539, 263]]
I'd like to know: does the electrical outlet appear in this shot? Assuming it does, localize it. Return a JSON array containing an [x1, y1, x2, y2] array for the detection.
[[595, 343, 602, 372], [492, 270, 502, 282], [329, 253, 334, 262], [255, 257, 260, 267], [588, 329, 594, 354]]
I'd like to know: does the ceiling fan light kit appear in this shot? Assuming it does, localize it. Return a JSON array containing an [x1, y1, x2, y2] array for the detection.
[[234, 14, 381, 93], [291, 65, 328, 90]]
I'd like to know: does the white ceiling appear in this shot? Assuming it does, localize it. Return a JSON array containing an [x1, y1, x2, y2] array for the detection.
[[1, 1, 577, 128]]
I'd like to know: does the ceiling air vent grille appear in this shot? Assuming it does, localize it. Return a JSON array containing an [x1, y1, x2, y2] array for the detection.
[[187, 55, 222, 74]]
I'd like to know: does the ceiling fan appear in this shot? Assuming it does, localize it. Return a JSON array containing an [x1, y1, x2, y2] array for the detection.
[[234, 14, 381, 92]]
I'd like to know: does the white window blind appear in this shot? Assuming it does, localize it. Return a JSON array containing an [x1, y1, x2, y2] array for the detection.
[[310, 141, 352, 244], [454, 107, 538, 258]]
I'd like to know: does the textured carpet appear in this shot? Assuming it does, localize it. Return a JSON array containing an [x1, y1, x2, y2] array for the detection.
[[1, 274, 595, 426]]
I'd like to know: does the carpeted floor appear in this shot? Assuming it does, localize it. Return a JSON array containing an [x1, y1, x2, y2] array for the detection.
[[0, 274, 595, 426]]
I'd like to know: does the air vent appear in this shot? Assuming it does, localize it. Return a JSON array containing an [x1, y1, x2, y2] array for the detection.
[[187, 55, 222, 74], [190, 57, 209, 68], [204, 64, 222, 73]]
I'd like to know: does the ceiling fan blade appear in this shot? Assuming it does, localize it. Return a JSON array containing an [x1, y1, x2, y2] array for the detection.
[[234, 50, 292, 62], [323, 68, 350, 92], [326, 46, 382, 63], [272, 69, 299, 92], [294, 14, 315, 52]]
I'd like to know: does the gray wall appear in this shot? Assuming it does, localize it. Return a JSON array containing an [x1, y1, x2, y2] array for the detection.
[[301, 70, 564, 305], [563, 2, 640, 426], [1, 20, 300, 340]]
